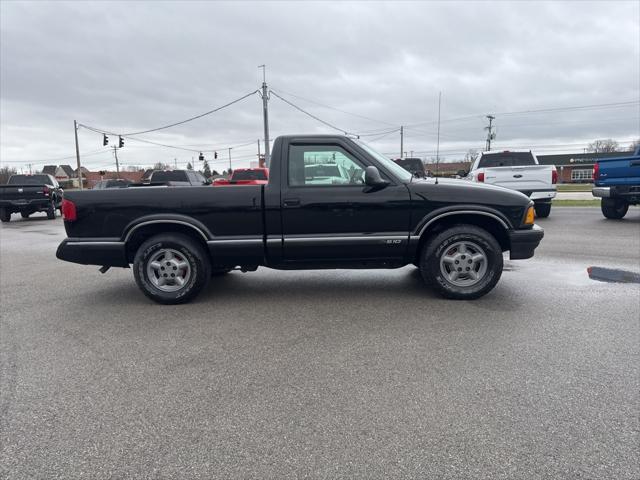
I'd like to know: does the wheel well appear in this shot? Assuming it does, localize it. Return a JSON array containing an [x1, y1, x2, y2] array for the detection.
[[124, 223, 210, 263], [415, 214, 510, 263]]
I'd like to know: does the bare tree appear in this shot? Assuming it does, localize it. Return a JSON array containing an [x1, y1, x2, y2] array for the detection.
[[152, 162, 171, 170], [629, 139, 640, 152], [587, 139, 619, 153], [186, 162, 193, 171], [0, 166, 17, 184], [126, 165, 142, 172], [464, 149, 479, 163]]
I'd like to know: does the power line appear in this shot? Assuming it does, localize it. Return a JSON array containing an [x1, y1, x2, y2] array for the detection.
[[270, 90, 355, 136], [0, 148, 112, 165], [79, 90, 260, 137], [274, 88, 397, 127]]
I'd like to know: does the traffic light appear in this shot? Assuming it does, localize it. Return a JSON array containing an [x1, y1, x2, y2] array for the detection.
[[214, 151, 218, 159], [103, 134, 109, 146], [198, 152, 204, 161], [118, 136, 124, 148]]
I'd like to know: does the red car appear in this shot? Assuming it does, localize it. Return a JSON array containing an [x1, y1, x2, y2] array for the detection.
[[213, 168, 269, 186]]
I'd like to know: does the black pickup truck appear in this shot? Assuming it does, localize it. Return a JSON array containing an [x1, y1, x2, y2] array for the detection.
[[57, 135, 543, 304], [0, 174, 63, 222]]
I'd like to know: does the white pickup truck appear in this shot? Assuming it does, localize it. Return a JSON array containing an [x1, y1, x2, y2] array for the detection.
[[465, 150, 557, 217]]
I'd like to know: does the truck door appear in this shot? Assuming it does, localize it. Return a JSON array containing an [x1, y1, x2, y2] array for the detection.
[[279, 140, 411, 262]]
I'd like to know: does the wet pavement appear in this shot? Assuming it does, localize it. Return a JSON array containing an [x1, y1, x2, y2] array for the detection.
[[1, 207, 638, 479]]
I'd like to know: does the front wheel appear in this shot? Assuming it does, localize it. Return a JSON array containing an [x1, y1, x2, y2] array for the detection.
[[0, 208, 10, 223], [601, 198, 628, 219], [133, 233, 211, 304], [420, 224, 503, 300]]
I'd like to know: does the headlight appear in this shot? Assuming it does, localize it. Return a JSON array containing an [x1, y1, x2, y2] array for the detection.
[[524, 205, 535, 225]]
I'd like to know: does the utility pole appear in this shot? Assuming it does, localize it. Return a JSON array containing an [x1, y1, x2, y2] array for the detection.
[[228, 147, 232, 171], [174, 158, 178, 169], [73, 120, 83, 190], [112, 146, 120, 177], [400, 126, 404, 159], [485, 115, 496, 151], [259, 65, 271, 166]]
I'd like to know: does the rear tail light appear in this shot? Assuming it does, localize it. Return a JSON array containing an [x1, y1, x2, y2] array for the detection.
[[477, 172, 485, 182], [61, 199, 77, 221], [43, 186, 50, 196], [551, 168, 558, 184], [592, 162, 599, 181]]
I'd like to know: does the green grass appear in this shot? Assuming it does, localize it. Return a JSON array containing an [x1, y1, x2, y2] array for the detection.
[[556, 184, 593, 192], [552, 199, 600, 207]]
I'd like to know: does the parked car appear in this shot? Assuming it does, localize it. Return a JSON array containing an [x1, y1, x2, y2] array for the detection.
[[464, 150, 557, 217], [149, 170, 209, 186], [0, 174, 63, 222], [213, 168, 269, 186], [395, 158, 429, 178], [93, 179, 133, 189], [592, 146, 640, 219], [56, 134, 543, 304]]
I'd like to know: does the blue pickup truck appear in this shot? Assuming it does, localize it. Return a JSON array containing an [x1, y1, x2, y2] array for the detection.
[[592, 147, 640, 219]]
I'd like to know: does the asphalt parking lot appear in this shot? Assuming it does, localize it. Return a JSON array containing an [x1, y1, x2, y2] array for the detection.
[[1, 207, 638, 479]]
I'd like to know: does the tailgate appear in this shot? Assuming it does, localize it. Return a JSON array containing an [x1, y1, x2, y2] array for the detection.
[[597, 157, 640, 186], [483, 166, 553, 191], [0, 185, 48, 201]]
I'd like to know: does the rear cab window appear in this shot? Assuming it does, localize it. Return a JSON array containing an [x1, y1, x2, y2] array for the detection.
[[478, 152, 537, 168], [8, 175, 52, 185]]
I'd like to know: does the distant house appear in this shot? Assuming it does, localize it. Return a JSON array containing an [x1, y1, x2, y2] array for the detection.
[[42, 165, 57, 176], [75, 166, 89, 177], [537, 151, 631, 183], [59, 165, 76, 179], [83, 170, 145, 189]]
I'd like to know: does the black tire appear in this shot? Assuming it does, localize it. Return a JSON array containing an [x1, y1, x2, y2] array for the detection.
[[419, 224, 503, 300], [601, 198, 628, 220], [534, 202, 551, 218], [133, 233, 211, 305], [0, 208, 10, 223], [20, 212, 30, 219], [46, 200, 56, 220]]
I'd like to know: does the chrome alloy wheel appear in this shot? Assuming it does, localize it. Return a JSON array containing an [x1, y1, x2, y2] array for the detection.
[[439, 241, 488, 287], [146, 248, 192, 292]]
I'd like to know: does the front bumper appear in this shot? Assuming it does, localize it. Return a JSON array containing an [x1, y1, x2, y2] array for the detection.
[[509, 225, 544, 260], [56, 238, 129, 267]]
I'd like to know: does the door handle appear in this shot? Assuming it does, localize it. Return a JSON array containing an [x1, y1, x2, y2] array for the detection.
[[630, 160, 640, 166], [283, 198, 300, 207]]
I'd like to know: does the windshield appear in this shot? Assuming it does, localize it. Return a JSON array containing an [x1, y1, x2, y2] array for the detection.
[[232, 169, 268, 181], [8, 175, 51, 185], [150, 171, 188, 182], [354, 139, 413, 183]]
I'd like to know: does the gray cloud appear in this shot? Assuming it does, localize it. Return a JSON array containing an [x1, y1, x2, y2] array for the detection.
[[1, 0, 638, 172]]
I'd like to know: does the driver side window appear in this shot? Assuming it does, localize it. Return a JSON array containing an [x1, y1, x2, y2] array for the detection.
[[288, 144, 365, 187]]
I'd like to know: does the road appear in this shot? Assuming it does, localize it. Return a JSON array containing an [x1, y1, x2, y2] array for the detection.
[[1, 207, 638, 479]]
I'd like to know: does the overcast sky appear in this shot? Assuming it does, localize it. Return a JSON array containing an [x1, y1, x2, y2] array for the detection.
[[1, 0, 639, 173]]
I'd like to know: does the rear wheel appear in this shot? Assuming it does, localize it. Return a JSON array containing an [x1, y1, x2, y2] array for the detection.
[[420, 224, 503, 300], [601, 198, 628, 219], [46, 200, 56, 220], [0, 208, 10, 223], [534, 202, 551, 218], [133, 233, 211, 304]]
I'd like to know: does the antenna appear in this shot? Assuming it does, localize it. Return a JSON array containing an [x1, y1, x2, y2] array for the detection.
[[435, 91, 442, 185]]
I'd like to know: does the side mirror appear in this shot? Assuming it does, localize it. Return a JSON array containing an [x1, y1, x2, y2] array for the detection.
[[204, 178, 212, 185], [364, 166, 389, 189], [457, 170, 468, 178]]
